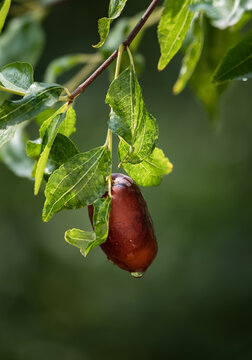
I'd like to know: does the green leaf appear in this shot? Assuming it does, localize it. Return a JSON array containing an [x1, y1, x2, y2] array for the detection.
[[0, 83, 63, 129], [26, 138, 41, 159], [212, 30, 252, 83], [35, 104, 68, 195], [65, 196, 111, 257], [106, 66, 158, 163], [93, 0, 127, 48], [0, 15, 45, 69], [173, 14, 204, 94], [119, 140, 173, 187], [0, 62, 33, 92], [58, 106, 76, 137], [158, 0, 194, 71], [0, 0, 11, 34], [26, 134, 79, 179], [65, 229, 96, 256], [43, 146, 112, 222], [0, 126, 16, 149], [0, 123, 34, 178]]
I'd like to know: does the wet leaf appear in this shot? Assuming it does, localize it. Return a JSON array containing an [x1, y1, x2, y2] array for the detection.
[[43, 146, 112, 222]]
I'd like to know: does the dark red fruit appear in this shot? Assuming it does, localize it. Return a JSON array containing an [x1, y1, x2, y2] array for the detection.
[[88, 173, 157, 275]]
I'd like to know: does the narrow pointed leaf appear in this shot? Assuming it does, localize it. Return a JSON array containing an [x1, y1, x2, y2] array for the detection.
[[0, 0, 11, 34], [173, 14, 204, 94], [43, 146, 112, 222], [119, 140, 173, 186], [35, 112, 66, 195], [212, 30, 252, 83], [93, 0, 127, 48], [0, 62, 33, 92], [0, 83, 63, 129], [158, 0, 194, 71]]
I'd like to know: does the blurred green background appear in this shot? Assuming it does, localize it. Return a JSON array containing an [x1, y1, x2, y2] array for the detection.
[[0, 1, 252, 359]]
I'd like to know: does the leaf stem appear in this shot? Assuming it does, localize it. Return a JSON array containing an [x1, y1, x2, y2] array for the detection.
[[69, 0, 161, 101], [106, 44, 125, 197], [126, 46, 136, 73]]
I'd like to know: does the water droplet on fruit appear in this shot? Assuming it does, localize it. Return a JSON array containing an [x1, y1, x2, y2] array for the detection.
[[130, 271, 144, 278]]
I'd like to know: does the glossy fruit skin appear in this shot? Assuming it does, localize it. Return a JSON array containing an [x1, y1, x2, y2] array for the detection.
[[88, 173, 157, 273]]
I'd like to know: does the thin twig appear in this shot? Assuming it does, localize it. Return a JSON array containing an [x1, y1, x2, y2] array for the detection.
[[69, 0, 160, 102]]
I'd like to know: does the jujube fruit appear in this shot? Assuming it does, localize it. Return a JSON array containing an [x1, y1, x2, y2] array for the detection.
[[88, 173, 157, 277]]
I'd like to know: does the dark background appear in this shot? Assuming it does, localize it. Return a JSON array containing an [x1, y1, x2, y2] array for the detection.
[[0, 1, 252, 359]]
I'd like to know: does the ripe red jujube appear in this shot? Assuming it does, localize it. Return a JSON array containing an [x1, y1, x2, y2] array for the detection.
[[88, 173, 157, 276]]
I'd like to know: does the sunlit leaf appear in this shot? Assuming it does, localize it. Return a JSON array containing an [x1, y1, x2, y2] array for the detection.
[[93, 0, 127, 48], [43, 146, 112, 222], [119, 140, 173, 186], [0, 62, 33, 92], [26, 138, 41, 159], [173, 14, 204, 94], [0, 83, 63, 129], [59, 106, 76, 137], [212, 30, 252, 83], [158, 0, 194, 71], [35, 109, 67, 195], [65, 196, 111, 257]]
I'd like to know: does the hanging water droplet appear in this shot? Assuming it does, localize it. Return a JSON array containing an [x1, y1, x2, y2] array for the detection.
[[242, 78, 248, 82], [130, 271, 144, 278]]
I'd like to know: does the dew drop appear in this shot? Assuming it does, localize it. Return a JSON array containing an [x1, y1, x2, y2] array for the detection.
[[242, 78, 248, 82], [130, 271, 144, 279]]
